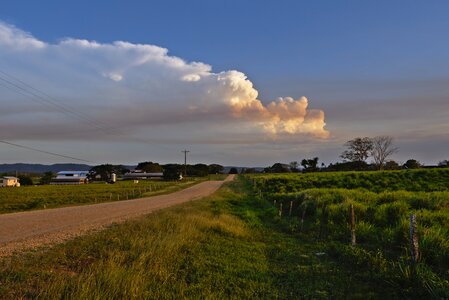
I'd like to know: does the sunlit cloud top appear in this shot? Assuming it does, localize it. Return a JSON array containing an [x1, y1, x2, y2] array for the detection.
[[0, 22, 328, 143]]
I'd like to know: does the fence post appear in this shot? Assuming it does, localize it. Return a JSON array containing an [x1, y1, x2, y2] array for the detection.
[[109, 193, 112, 201], [410, 214, 419, 273], [279, 203, 283, 218], [273, 199, 276, 206], [351, 204, 356, 247], [289, 201, 293, 217], [300, 203, 307, 231]]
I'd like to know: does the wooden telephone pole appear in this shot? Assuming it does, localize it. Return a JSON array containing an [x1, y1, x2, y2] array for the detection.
[[182, 149, 190, 177]]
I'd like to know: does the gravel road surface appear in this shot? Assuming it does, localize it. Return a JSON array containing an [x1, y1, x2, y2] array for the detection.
[[0, 175, 234, 256]]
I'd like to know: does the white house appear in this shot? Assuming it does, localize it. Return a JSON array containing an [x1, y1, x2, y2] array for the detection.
[[50, 171, 89, 185], [0, 176, 20, 187]]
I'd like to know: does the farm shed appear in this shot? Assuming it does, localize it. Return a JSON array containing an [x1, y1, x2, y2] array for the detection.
[[0, 176, 20, 187], [123, 171, 163, 180], [50, 171, 89, 185]]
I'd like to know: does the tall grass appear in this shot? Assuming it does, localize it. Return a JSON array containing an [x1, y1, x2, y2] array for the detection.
[[250, 168, 449, 193], [1, 176, 447, 298]]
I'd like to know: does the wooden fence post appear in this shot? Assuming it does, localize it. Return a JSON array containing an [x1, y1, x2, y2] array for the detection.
[[279, 203, 282, 218], [300, 203, 307, 231], [351, 204, 356, 247], [109, 193, 112, 201], [410, 214, 419, 272], [273, 199, 276, 206], [289, 201, 293, 217]]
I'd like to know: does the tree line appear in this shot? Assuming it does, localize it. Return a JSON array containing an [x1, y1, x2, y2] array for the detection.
[[87, 162, 225, 182], [262, 135, 449, 173]]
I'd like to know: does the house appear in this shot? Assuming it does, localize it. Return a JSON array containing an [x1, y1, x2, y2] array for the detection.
[[123, 170, 164, 180], [50, 171, 89, 185], [0, 176, 20, 187]]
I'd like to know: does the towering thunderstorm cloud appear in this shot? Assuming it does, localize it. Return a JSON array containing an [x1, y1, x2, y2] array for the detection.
[[0, 22, 329, 142]]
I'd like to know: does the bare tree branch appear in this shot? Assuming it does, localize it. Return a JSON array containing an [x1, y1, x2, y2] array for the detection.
[[371, 136, 399, 170]]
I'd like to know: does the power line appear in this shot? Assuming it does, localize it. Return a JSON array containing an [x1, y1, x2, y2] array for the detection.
[[0, 70, 117, 134], [0, 70, 175, 162], [0, 140, 93, 163]]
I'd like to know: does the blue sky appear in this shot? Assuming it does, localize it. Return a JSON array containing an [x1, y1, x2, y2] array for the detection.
[[1, 1, 449, 166]]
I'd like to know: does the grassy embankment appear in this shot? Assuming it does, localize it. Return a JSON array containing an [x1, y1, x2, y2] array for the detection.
[[252, 168, 449, 193], [0, 176, 224, 214], [2, 173, 447, 298], [249, 169, 449, 298]]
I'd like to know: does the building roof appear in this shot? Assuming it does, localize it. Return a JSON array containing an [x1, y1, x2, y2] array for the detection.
[[2, 176, 18, 180], [57, 171, 89, 175]]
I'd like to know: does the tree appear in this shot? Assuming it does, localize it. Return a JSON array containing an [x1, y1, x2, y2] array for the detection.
[[136, 161, 162, 173], [265, 163, 290, 173], [186, 164, 209, 177], [438, 160, 449, 168], [289, 161, 299, 172], [18, 175, 33, 186], [326, 161, 371, 172], [341, 137, 373, 162], [229, 167, 238, 174], [208, 164, 224, 174], [163, 164, 183, 180], [371, 136, 398, 170], [89, 164, 129, 181], [384, 160, 400, 170], [39, 171, 54, 185], [301, 157, 319, 172], [403, 159, 421, 169]]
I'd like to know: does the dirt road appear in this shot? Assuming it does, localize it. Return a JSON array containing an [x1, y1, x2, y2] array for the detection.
[[0, 175, 234, 256]]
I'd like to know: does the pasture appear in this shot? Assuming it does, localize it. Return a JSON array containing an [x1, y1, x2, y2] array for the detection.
[[249, 169, 449, 297], [0, 178, 203, 214], [0, 170, 447, 298]]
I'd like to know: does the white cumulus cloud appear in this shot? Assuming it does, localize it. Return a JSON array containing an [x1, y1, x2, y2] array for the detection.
[[0, 22, 329, 143]]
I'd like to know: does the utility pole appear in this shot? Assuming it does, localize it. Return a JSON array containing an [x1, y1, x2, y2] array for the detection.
[[182, 149, 190, 177]]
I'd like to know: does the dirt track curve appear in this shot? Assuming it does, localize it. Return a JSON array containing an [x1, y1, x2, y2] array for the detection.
[[0, 175, 234, 256]]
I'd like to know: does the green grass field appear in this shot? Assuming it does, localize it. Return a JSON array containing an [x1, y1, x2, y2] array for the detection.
[[0, 172, 449, 299], [249, 169, 449, 298], [0, 177, 206, 214], [1, 173, 447, 298], [250, 168, 449, 193]]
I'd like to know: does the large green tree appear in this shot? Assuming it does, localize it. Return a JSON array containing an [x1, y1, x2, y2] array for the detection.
[[162, 164, 183, 181], [39, 171, 54, 185], [208, 164, 224, 174], [301, 157, 319, 172], [136, 161, 162, 173], [89, 164, 129, 181], [187, 164, 209, 177], [341, 137, 373, 162], [403, 159, 421, 169]]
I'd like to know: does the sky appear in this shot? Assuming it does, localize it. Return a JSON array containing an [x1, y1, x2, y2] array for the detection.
[[1, 0, 449, 167]]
